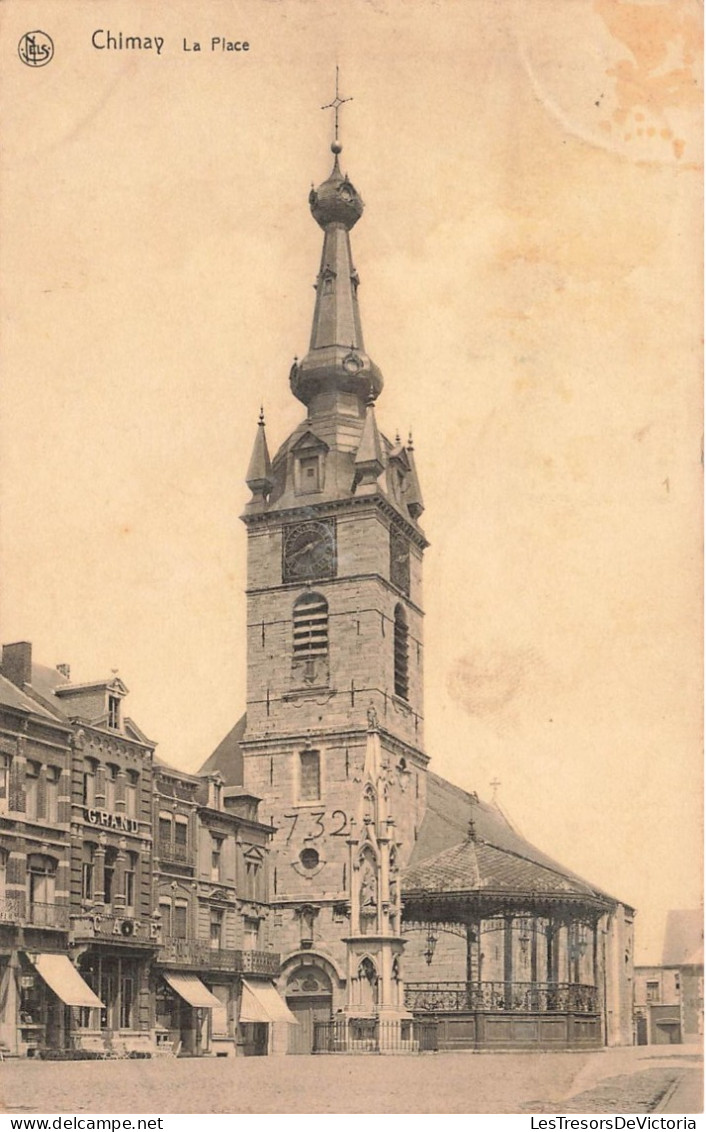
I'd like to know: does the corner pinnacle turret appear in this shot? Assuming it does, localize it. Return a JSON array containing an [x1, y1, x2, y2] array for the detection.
[[245, 407, 273, 508]]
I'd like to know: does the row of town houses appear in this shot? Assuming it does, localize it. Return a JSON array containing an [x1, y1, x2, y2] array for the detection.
[[0, 640, 286, 1059]]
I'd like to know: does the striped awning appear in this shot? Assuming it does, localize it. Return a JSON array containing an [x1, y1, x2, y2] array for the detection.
[[27, 953, 103, 1009], [163, 972, 221, 1009], [240, 979, 298, 1024]]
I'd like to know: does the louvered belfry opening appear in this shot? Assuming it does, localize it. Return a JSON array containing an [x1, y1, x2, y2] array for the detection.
[[394, 604, 409, 700], [293, 592, 329, 662]]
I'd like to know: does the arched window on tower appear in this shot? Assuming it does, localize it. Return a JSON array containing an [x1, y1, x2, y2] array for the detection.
[[393, 604, 409, 701], [292, 592, 329, 686]]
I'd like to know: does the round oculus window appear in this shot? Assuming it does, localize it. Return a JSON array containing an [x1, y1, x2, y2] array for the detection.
[[299, 847, 320, 870]]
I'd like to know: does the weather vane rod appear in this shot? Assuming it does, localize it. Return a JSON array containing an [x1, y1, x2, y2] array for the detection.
[[321, 65, 352, 145]]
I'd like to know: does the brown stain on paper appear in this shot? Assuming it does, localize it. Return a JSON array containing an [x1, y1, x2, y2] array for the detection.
[[594, 0, 702, 160]]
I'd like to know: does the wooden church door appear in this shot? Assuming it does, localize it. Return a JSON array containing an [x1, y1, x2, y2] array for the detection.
[[285, 965, 333, 1055]]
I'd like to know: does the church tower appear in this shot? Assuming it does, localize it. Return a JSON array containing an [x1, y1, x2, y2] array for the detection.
[[240, 103, 428, 1030]]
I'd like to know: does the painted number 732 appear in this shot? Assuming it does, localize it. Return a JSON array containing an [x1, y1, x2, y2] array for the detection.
[[282, 809, 351, 842]]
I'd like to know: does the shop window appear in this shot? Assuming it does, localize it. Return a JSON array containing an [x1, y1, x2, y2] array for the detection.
[[299, 749, 321, 803], [25, 761, 40, 820], [210, 909, 223, 950], [119, 974, 134, 1028], [173, 900, 188, 939], [45, 766, 61, 823], [105, 764, 119, 810], [125, 770, 139, 819], [211, 836, 223, 882], [393, 604, 409, 700], [209, 984, 229, 1038], [82, 759, 98, 807]]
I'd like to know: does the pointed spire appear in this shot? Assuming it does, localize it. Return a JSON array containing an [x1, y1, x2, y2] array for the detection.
[[405, 430, 424, 520], [290, 87, 383, 412], [354, 394, 385, 493], [245, 406, 273, 509]]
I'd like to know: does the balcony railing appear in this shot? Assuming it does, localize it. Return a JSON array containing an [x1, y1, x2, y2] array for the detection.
[[236, 949, 281, 977], [157, 937, 280, 976], [405, 981, 599, 1015], [27, 901, 70, 930], [0, 897, 70, 930], [157, 839, 189, 864], [0, 896, 22, 922]]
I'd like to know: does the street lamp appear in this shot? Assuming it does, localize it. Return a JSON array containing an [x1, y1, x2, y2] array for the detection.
[[423, 926, 438, 966]]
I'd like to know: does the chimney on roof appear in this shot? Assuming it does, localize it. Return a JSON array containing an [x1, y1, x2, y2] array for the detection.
[[1, 641, 32, 689], [56, 664, 71, 680]]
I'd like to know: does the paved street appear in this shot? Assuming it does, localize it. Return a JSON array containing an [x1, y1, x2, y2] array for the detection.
[[0, 1045, 702, 1115]]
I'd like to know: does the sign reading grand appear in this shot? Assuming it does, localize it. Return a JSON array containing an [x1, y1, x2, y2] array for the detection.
[[84, 808, 139, 834]]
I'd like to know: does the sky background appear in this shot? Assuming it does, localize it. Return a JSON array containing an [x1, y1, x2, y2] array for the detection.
[[0, 0, 702, 963]]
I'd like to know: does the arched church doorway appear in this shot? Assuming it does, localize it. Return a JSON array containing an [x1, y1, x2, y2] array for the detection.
[[285, 964, 333, 1055]]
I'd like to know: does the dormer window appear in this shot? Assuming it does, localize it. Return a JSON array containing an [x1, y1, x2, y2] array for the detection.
[[108, 695, 121, 730], [300, 456, 320, 491]]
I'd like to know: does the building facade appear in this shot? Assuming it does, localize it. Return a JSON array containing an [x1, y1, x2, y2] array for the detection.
[[0, 645, 74, 1056], [635, 909, 704, 1046], [152, 763, 284, 1057], [0, 643, 288, 1058]]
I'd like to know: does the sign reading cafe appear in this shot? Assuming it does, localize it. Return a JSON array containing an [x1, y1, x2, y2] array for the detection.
[[84, 808, 139, 834]]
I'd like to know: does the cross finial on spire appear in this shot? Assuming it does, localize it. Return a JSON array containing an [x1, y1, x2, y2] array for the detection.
[[258, 405, 265, 426], [321, 66, 352, 147], [490, 777, 501, 802]]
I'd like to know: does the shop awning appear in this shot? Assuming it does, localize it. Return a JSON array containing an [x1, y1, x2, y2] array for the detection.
[[163, 972, 222, 1009], [27, 953, 103, 1009], [240, 979, 298, 1024]]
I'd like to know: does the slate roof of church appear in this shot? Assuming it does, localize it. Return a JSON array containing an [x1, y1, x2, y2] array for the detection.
[[662, 909, 704, 967], [198, 715, 629, 909], [405, 771, 624, 907], [198, 713, 246, 785]]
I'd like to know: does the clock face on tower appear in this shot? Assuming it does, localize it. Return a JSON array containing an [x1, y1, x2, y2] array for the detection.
[[283, 519, 337, 582], [390, 529, 410, 596]]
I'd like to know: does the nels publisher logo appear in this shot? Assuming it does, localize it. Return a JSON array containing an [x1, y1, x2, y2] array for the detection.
[[18, 30, 54, 67]]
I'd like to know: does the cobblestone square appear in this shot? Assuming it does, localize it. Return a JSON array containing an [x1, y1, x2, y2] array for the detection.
[[0, 1046, 701, 1115]]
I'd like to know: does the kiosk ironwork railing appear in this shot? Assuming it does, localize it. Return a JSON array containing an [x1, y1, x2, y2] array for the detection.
[[404, 981, 598, 1014]]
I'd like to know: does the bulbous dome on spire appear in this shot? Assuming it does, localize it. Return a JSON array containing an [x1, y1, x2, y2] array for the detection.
[[309, 143, 363, 231]]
